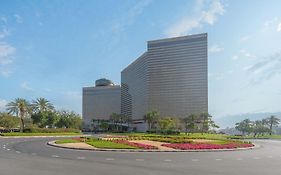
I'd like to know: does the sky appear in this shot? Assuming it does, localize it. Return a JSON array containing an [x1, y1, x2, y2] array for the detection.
[[0, 0, 281, 123]]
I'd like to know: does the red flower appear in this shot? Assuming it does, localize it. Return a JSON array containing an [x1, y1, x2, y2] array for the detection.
[[113, 140, 158, 149], [161, 143, 253, 150]]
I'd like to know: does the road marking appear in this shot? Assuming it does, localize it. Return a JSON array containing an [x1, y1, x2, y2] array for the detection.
[[6, 149, 10, 151], [253, 157, 260, 160], [267, 156, 273, 158], [106, 158, 115, 161], [16, 151, 21, 154], [135, 159, 144, 161], [31, 153, 37, 156], [236, 158, 243, 161], [164, 159, 172, 162], [191, 159, 199, 162], [51, 155, 60, 158], [215, 158, 222, 161], [77, 157, 86, 160]]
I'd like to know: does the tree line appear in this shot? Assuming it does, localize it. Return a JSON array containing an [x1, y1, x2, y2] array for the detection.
[[235, 115, 280, 136], [144, 111, 219, 134], [0, 98, 82, 132], [92, 110, 219, 134]]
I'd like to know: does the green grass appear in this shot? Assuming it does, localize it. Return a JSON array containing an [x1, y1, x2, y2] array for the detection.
[[86, 140, 137, 149], [55, 139, 80, 144], [0, 132, 83, 136], [227, 134, 281, 139]]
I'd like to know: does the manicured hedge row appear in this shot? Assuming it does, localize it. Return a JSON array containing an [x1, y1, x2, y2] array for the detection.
[[23, 128, 81, 133]]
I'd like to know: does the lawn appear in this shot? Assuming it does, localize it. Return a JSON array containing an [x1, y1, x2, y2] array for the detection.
[[86, 140, 137, 149], [55, 139, 80, 144], [0, 132, 83, 136], [226, 134, 281, 139], [112, 132, 228, 139]]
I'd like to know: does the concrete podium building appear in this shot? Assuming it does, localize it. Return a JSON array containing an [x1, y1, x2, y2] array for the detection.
[[82, 79, 121, 129], [121, 33, 208, 130], [83, 33, 208, 131]]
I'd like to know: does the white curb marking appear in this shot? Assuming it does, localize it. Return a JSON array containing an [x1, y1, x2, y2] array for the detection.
[[106, 158, 115, 161], [236, 158, 243, 161], [77, 157, 86, 160], [16, 151, 21, 154], [215, 158, 222, 161], [191, 159, 199, 162], [164, 159, 172, 162], [52, 155, 60, 158]]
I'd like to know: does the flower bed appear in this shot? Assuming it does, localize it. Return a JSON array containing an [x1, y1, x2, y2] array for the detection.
[[161, 142, 254, 150], [113, 140, 158, 150]]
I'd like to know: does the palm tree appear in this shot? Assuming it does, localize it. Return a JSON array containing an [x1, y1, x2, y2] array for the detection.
[[144, 111, 160, 130], [267, 115, 280, 135], [6, 98, 31, 132], [199, 112, 209, 134], [110, 113, 121, 132], [32, 98, 54, 113]]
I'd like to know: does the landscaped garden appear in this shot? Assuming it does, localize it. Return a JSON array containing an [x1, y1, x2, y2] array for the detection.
[[54, 134, 254, 151]]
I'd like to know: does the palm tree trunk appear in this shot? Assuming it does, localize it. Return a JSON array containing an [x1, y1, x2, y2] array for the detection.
[[20, 114, 25, 132]]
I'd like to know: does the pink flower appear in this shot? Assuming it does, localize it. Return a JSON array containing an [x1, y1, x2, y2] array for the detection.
[[161, 143, 253, 150], [113, 140, 158, 149]]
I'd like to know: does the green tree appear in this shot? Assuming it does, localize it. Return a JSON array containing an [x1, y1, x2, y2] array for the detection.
[[6, 98, 31, 132], [181, 114, 198, 134], [55, 110, 82, 129], [207, 114, 219, 132], [100, 121, 109, 131], [32, 98, 54, 113], [110, 113, 121, 132], [157, 118, 176, 131], [235, 119, 252, 135], [144, 111, 160, 130], [267, 115, 280, 135], [0, 112, 19, 131], [252, 120, 270, 137], [31, 111, 59, 128], [199, 112, 209, 133]]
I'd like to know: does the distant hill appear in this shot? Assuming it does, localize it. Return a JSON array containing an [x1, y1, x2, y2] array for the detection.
[[214, 112, 281, 129]]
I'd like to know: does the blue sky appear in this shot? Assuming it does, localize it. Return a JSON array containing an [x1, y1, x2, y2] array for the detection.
[[0, 0, 281, 122]]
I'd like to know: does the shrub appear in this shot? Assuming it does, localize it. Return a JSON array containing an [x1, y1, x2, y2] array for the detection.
[[23, 128, 81, 133]]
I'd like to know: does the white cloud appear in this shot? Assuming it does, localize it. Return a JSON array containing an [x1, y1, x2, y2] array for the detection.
[[14, 14, 23, 23], [1, 17, 7, 24], [262, 17, 279, 32], [239, 35, 251, 42], [20, 82, 33, 91], [165, 0, 225, 37], [232, 49, 256, 60], [111, 0, 152, 33], [0, 28, 10, 39], [0, 42, 15, 64], [209, 44, 224, 53], [0, 99, 7, 111], [245, 51, 281, 84], [0, 69, 12, 77], [277, 22, 281, 32]]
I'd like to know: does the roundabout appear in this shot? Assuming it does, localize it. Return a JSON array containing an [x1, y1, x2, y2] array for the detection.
[[0, 136, 280, 175], [47, 137, 257, 152]]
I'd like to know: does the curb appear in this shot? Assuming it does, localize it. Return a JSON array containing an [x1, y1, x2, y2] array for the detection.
[[47, 140, 259, 153], [0, 135, 90, 139]]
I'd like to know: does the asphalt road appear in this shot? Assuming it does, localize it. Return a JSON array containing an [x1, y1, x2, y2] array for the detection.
[[0, 137, 281, 175]]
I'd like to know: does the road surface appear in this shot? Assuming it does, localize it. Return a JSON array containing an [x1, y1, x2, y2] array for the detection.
[[0, 137, 280, 175]]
